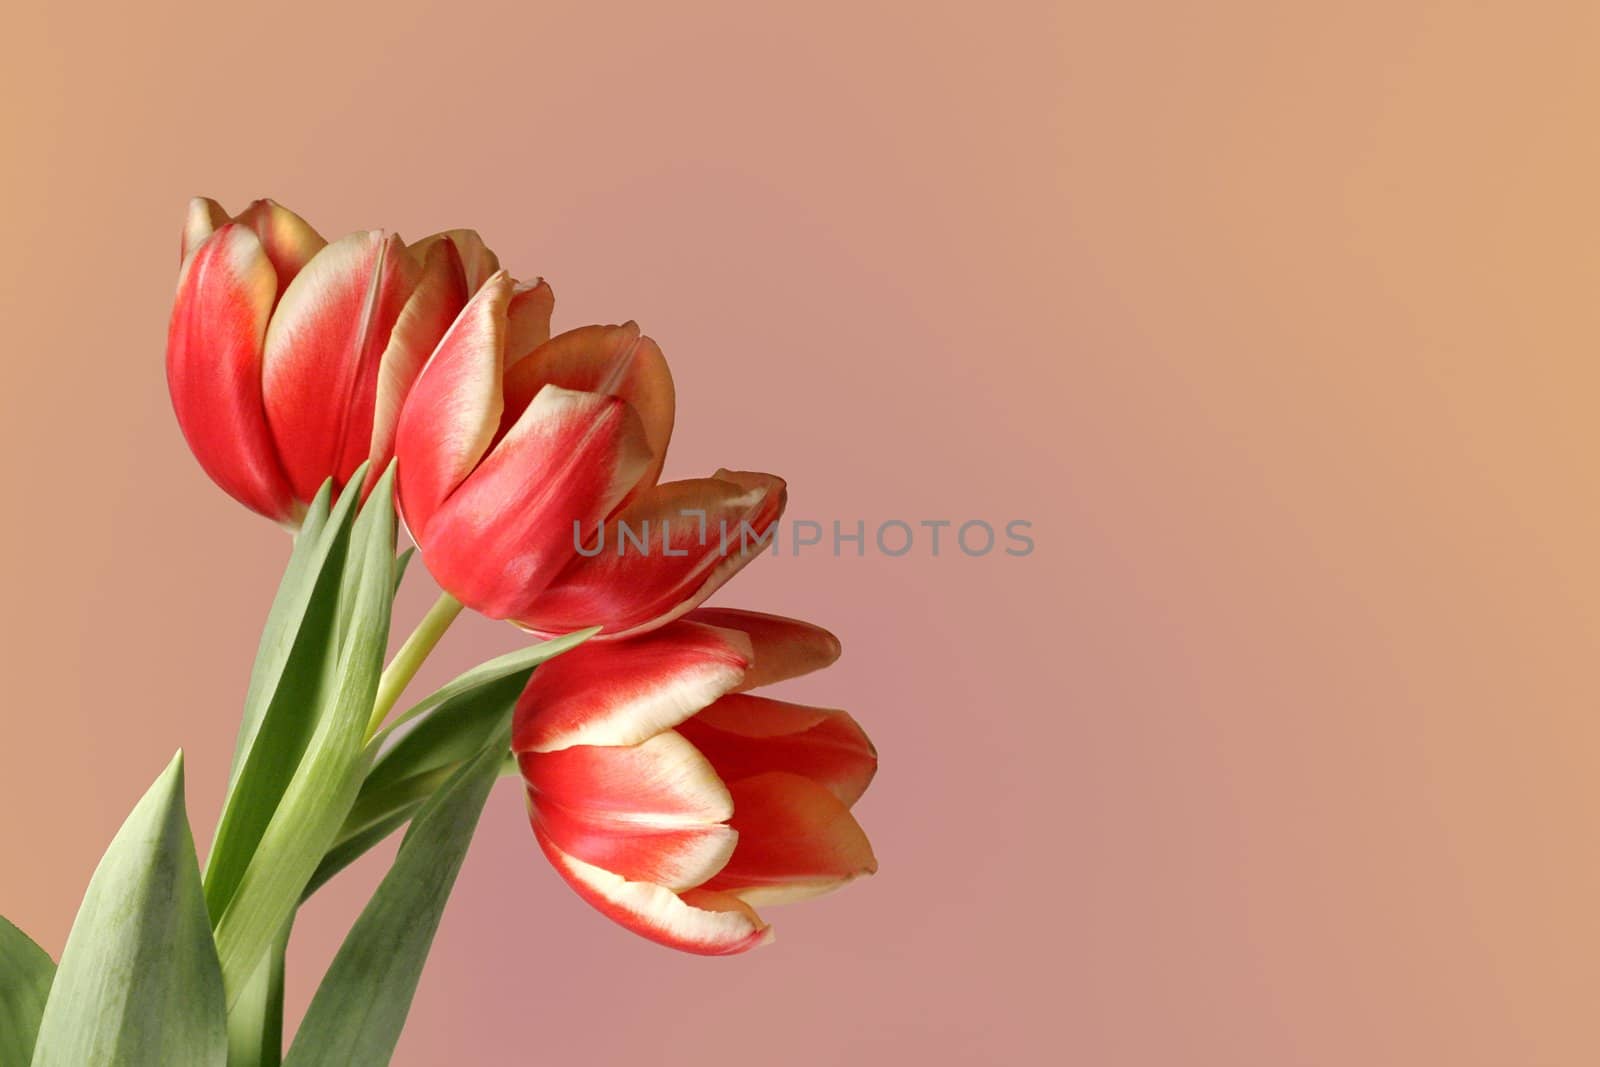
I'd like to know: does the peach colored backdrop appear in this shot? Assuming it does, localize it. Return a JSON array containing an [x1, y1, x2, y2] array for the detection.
[[5, 1, 1600, 1063]]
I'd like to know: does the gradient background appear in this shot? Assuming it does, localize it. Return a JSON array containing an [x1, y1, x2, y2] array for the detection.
[[4, 1, 1599, 1063]]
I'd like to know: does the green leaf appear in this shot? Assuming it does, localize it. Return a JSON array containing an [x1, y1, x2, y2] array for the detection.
[[212, 465, 397, 1008], [301, 808, 422, 902], [206, 475, 361, 922], [225, 479, 336, 783], [225, 921, 289, 1067], [31, 752, 226, 1067], [369, 626, 599, 748], [0, 915, 53, 1067], [304, 627, 594, 897], [303, 668, 530, 897], [284, 723, 510, 1067], [392, 546, 415, 596]]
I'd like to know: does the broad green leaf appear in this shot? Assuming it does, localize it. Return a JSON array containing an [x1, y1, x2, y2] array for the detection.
[[0, 915, 53, 1066], [206, 474, 363, 922], [31, 752, 226, 1067], [213, 466, 397, 1008], [285, 723, 510, 1067], [303, 669, 530, 897]]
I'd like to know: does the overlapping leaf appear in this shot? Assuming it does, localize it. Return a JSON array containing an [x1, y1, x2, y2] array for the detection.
[[206, 477, 358, 923], [286, 723, 510, 1067], [305, 669, 528, 896], [305, 626, 595, 896], [212, 465, 398, 1007]]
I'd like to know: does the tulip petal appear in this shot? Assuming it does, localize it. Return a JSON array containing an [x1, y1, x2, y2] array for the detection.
[[180, 197, 229, 264], [231, 199, 326, 287], [166, 224, 297, 522], [513, 620, 753, 753], [532, 794, 737, 890], [409, 229, 499, 291], [520, 729, 732, 826], [535, 826, 772, 955], [686, 608, 843, 690], [515, 471, 786, 638], [504, 279, 555, 368], [700, 771, 877, 906], [394, 273, 513, 535], [679, 694, 878, 807], [502, 323, 675, 488], [368, 237, 469, 491], [419, 385, 651, 620], [262, 231, 419, 501]]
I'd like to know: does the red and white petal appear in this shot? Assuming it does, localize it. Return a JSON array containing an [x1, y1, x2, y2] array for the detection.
[[166, 224, 297, 522], [687, 608, 842, 690], [179, 197, 230, 264], [536, 826, 772, 955], [516, 471, 786, 639], [501, 323, 675, 488], [678, 694, 878, 807], [646, 470, 790, 629], [393, 273, 513, 536], [532, 795, 737, 889], [368, 237, 469, 487], [520, 729, 732, 826], [503, 279, 555, 368], [408, 229, 499, 291], [262, 231, 419, 500], [418, 385, 650, 621], [699, 771, 877, 906], [513, 620, 753, 754], [231, 199, 326, 287]]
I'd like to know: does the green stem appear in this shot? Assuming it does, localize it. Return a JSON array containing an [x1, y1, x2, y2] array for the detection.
[[365, 592, 463, 741]]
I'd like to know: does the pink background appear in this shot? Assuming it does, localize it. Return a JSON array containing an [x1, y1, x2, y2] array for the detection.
[[5, 1, 1600, 1063]]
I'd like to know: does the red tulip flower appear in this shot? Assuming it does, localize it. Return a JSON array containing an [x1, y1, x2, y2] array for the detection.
[[167, 197, 496, 524], [394, 273, 786, 636], [513, 608, 877, 955]]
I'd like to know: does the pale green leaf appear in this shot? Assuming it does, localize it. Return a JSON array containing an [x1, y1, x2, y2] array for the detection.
[[225, 921, 289, 1067], [212, 465, 396, 1008], [31, 752, 226, 1067], [206, 474, 362, 922], [284, 723, 510, 1067]]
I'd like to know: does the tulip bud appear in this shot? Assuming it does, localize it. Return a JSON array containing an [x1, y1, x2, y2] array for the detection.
[[166, 198, 489, 525], [394, 275, 786, 636]]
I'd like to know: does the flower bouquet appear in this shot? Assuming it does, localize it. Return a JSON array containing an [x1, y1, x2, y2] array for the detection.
[[0, 199, 877, 1066]]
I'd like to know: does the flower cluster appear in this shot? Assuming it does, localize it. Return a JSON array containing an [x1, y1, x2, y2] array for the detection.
[[167, 198, 876, 953]]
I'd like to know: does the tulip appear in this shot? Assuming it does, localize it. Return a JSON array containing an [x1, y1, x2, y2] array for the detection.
[[513, 608, 876, 955], [394, 274, 786, 637], [167, 197, 497, 524]]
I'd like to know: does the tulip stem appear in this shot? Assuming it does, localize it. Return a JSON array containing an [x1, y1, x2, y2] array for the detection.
[[366, 592, 464, 741]]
